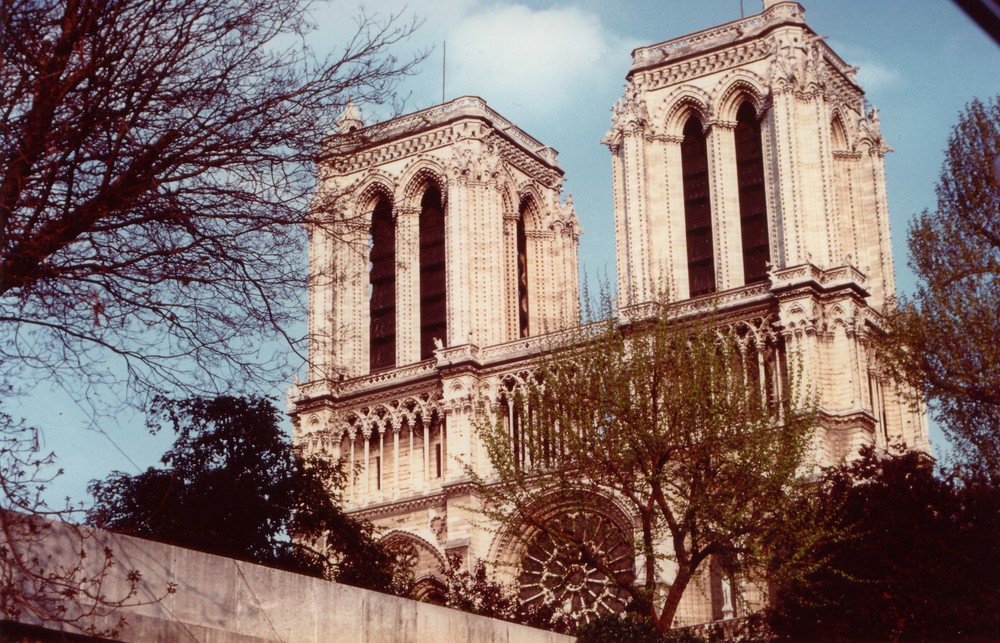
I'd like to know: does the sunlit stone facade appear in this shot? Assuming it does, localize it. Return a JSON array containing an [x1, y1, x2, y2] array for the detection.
[[289, 1, 929, 627]]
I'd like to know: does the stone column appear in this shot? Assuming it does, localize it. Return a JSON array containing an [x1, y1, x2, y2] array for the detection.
[[348, 429, 357, 505], [423, 418, 430, 490], [362, 426, 371, 500], [393, 427, 400, 500], [481, 176, 506, 346], [446, 171, 471, 347], [502, 212, 519, 340], [378, 428, 385, 499], [441, 395, 473, 484], [767, 79, 803, 266], [870, 146, 894, 310], [307, 221, 333, 381], [707, 120, 743, 289], [609, 144, 633, 304], [396, 206, 420, 365], [561, 223, 581, 324], [528, 229, 556, 333], [662, 135, 689, 300], [621, 127, 650, 304]]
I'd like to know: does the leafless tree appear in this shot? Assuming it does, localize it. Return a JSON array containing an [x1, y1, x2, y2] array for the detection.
[[0, 0, 422, 630], [0, 0, 423, 408], [1, 411, 176, 636]]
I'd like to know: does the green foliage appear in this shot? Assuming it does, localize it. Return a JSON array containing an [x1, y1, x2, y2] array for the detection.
[[767, 447, 1000, 641], [436, 556, 571, 633], [470, 292, 816, 632], [886, 96, 1000, 471], [576, 613, 666, 642], [576, 613, 749, 643], [87, 395, 409, 594]]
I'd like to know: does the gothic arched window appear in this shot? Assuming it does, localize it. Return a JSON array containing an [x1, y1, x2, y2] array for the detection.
[[419, 186, 446, 360], [734, 101, 770, 284], [681, 115, 716, 296], [516, 200, 530, 338], [369, 196, 395, 371]]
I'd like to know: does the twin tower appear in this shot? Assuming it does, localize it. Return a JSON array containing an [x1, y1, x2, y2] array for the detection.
[[289, 1, 928, 626]]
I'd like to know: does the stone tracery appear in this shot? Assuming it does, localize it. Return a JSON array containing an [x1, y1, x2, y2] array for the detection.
[[518, 509, 634, 625]]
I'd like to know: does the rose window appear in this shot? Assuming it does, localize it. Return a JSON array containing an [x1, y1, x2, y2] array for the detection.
[[518, 510, 634, 624]]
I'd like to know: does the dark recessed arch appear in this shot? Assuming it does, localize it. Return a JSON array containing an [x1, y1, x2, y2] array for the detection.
[[369, 194, 395, 371], [831, 114, 849, 151], [681, 115, 716, 296], [516, 196, 535, 338], [734, 100, 770, 284], [419, 185, 446, 359]]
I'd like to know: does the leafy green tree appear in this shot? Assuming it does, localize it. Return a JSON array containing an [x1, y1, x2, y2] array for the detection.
[[885, 97, 1000, 470], [575, 613, 728, 643], [87, 395, 410, 593], [575, 613, 671, 643], [767, 447, 1000, 641], [434, 556, 571, 633], [471, 299, 816, 632]]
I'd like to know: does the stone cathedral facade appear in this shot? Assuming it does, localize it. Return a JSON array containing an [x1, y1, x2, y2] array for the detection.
[[288, 0, 929, 627]]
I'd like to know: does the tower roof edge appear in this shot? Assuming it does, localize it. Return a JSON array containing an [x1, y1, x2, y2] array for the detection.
[[323, 96, 562, 172]]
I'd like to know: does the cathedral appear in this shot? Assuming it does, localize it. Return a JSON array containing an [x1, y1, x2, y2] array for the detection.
[[288, 0, 930, 627]]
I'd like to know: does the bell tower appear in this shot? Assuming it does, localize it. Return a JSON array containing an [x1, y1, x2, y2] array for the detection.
[[291, 97, 580, 583], [307, 96, 580, 382], [605, 1, 895, 308], [604, 1, 928, 461]]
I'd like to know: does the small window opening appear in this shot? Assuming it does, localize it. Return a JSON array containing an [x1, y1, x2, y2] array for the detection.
[[516, 202, 530, 338]]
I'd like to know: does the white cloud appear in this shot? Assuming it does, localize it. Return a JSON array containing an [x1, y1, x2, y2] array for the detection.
[[308, 1, 626, 121], [855, 61, 901, 94], [444, 4, 618, 116], [828, 39, 903, 94]]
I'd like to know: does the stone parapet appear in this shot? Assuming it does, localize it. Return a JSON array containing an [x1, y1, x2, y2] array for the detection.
[[3, 517, 572, 643]]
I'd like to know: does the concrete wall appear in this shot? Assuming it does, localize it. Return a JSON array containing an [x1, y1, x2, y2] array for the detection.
[[6, 519, 572, 642]]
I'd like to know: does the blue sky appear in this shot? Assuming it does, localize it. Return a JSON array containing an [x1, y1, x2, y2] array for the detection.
[[19, 0, 999, 506]]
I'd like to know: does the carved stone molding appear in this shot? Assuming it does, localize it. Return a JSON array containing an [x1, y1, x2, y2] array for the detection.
[[634, 39, 772, 94], [350, 492, 448, 521], [605, 81, 650, 146]]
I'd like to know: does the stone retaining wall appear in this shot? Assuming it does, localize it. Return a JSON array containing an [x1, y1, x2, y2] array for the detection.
[[4, 518, 572, 642]]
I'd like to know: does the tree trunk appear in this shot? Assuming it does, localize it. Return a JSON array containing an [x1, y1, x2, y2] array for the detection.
[[656, 564, 695, 633], [641, 516, 657, 620]]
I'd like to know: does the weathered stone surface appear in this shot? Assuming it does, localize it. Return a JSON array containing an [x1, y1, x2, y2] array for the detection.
[[2, 519, 570, 642]]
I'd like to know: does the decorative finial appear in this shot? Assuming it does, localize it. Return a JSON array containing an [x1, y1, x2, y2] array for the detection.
[[337, 97, 364, 134]]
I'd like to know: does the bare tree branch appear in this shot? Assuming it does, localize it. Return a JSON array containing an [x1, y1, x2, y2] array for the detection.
[[0, 0, 425, 406]]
